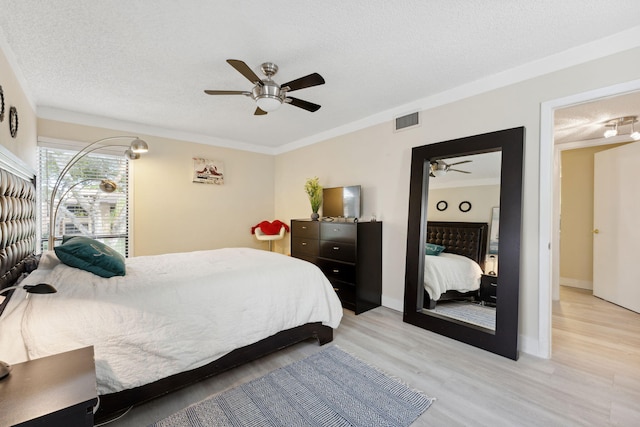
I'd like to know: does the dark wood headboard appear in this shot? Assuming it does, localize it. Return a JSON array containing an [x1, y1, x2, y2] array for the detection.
[[426, 221, 488, 270], [0, 163, 38, 313]]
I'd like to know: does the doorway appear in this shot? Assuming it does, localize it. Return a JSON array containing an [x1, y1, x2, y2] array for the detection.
[[539, 79, 640, 358]]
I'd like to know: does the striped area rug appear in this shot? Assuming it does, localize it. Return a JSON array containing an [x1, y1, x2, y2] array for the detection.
[[150, 346, 434, 427]]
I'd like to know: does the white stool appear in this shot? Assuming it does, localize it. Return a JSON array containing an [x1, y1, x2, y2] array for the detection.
[[254, 226, 286, 251]]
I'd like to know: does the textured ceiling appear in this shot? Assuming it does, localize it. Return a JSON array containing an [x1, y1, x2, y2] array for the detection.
[[554, 91, 640, 145], [1, 1, 639, 153]]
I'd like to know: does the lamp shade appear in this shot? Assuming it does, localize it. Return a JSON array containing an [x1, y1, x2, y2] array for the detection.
[[130, 138, 149, 153], [99, 179, 117, 193], [256, 96, 282, 112]]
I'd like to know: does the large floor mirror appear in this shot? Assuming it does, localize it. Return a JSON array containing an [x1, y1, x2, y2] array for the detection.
[[403, 127, 524, 360]]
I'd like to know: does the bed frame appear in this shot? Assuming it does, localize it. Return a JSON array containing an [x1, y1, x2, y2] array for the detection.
[[0, 159, 333, 424], [424, 221, 488, 309]]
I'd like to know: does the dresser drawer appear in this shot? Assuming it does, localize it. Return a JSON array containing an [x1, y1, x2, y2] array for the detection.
[[291, 221, 319, 239], [291, 237, 318, 257], [320, 222, 356, 243], [319, 240, 356, 263], [317, 258, 356, 284], [480, 274, 498, 305], [331, 280, 356, 308]]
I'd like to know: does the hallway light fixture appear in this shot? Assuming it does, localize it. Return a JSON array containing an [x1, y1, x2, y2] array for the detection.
[[603, 116, 638, 139], [630, 120, 640, 141]]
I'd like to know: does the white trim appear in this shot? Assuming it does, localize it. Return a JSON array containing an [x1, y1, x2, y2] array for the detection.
[[276, 26, 640, 154], [17, 26, 640, 156], [539, 78, 640, 360], [381, 296, 403, 312], [559, 277, 593, 290], [0, 143, 36, 180], [37, 107, 276, 155]]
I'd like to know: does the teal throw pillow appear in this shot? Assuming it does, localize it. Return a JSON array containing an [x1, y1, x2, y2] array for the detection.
[[54, 236, 126, 278], [425, 243, 445, 256]]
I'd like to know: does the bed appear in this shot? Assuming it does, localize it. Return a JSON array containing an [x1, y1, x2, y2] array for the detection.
[[0, 162, 343, 423], [423, 221, 488, 309]]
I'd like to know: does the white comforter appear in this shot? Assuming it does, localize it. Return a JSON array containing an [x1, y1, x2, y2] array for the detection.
[[0, 248, 343, 394], [423, 252, 483, 301]]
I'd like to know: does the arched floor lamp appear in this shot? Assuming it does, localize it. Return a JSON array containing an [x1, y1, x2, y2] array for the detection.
[[48, 136, 149, 248]]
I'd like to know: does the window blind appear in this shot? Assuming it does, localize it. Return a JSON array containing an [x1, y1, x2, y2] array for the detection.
[[39, 146, 130, 256]]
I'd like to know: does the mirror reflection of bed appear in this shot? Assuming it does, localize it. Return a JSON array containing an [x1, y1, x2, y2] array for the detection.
[[405, 127, 523, 360], [422, 151, 502, 332]]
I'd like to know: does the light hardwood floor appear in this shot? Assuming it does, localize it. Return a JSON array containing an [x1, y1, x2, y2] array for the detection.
[[106, 286, 640, 426]]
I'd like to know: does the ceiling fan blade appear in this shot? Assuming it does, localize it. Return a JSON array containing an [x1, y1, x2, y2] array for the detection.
[[448, 160, 472, 166], [227, 59, 263, 86], [281, 73, 325, 92], [204, 90, 250, 95], [449, 169, 471, 174], [286, 97, 321, 112], [254, 107, 267, 116]]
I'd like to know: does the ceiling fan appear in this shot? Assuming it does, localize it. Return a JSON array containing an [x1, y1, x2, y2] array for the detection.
[[430, 160, 472, 177], [204, 59, 325, 115]]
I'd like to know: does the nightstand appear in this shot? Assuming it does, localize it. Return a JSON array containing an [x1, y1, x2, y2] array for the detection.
[[480, 274, 498, 306], [0, 346, 98, 427]]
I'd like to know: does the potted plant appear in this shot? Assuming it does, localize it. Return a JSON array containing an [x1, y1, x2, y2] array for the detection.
[[304, 177, 322, 220]]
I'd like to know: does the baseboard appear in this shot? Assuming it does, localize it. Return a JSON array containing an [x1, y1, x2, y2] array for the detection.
[[519, 334, 548, 359], [381, 296, 403, 312], [560, 277, 593, 290]]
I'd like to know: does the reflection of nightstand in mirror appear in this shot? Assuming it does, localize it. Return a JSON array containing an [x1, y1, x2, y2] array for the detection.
[[480, 274, 498, 306]]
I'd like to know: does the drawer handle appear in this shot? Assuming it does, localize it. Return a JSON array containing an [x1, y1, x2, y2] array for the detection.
[[333, 228, 339, 232], [332, 269, 340, 273], [490, 283, 497, 287], [333, 287, 339, 291], [333, 246, 340, 250], [302, 226, 307, 229], [490, 296, 497, 300], [301, 242, 307, 246]]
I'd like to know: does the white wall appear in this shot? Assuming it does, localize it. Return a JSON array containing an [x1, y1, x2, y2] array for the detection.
[[275, 46, 640, 356], [37, 119, 276, 256], [0, 42, 37, 168], [427, 185, 499, 223]]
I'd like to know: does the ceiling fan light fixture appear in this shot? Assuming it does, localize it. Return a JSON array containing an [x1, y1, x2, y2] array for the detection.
[[256, 95, 282, 112], [603, 116, 639, 139], [430, 162, 447, 177]]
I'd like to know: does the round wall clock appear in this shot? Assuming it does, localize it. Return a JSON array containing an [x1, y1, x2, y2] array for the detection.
[[436, 200, 448, 211], [459, 201, 472, 212], [0, 85, 5, 122], [9, 106, 18, 138]]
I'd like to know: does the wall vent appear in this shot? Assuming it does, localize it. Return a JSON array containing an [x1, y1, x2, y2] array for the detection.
[[395, 112, 420, 131]]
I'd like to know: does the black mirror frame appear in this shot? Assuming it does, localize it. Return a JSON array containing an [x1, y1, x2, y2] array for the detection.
[[403, 127, 524, 360]]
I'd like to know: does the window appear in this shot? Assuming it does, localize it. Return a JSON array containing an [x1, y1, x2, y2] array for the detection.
[[39, 145, 130, 256]]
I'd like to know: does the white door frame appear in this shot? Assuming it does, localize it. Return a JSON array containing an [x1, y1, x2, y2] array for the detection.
[[538, 78, 640, 359]]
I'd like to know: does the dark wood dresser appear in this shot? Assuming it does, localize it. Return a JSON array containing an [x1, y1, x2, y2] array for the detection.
[[291, 219, 382, 314]]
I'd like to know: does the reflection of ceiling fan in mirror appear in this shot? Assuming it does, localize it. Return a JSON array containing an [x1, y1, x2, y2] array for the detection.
[[430, 160, 472, 177], [204, 59, 325, 115]]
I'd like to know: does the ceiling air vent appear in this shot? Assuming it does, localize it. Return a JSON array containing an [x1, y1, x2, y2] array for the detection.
[[394, 112, 420, 132]]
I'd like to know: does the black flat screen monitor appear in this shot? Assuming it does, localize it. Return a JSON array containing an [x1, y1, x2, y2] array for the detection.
[[322, 185, 361, 218]]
